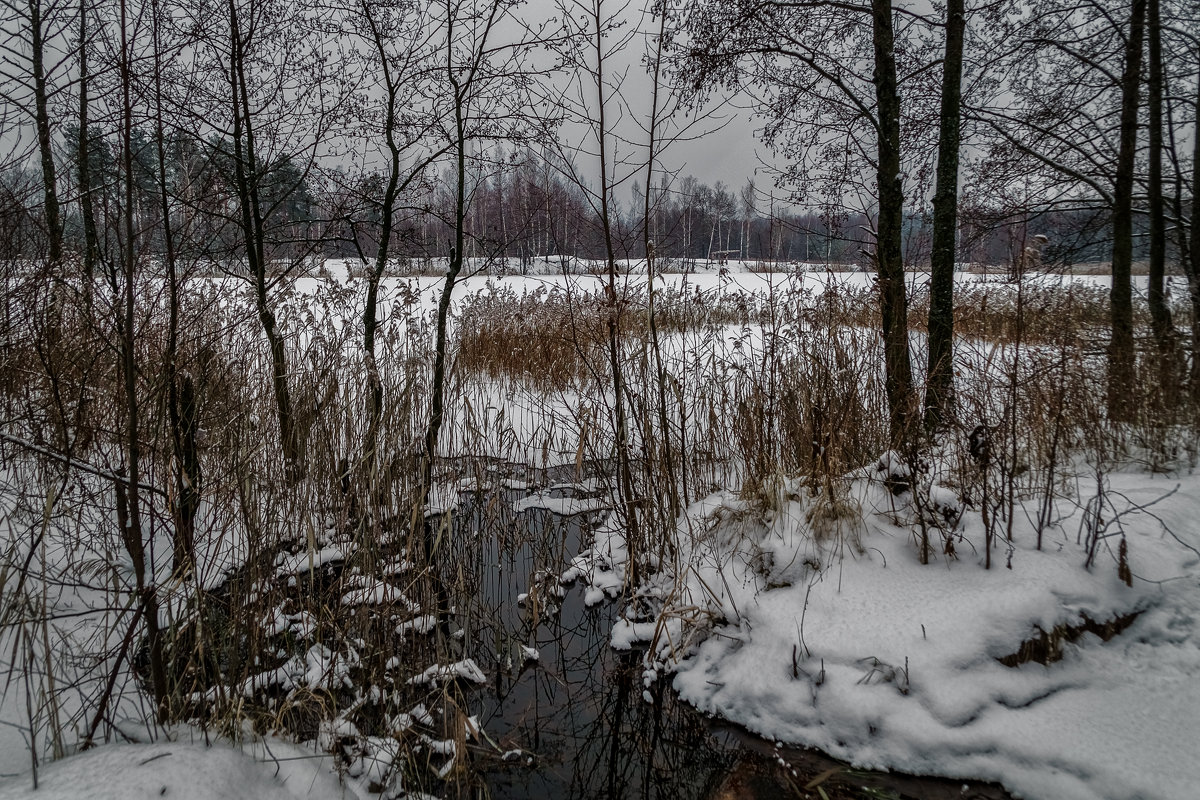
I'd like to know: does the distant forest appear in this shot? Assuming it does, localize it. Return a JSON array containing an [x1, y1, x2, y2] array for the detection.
[[2, 136, 1137, 273]]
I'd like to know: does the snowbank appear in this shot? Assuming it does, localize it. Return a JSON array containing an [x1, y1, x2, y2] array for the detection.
[[575, 465, 1200, 800], [0, 738, 359, 800]]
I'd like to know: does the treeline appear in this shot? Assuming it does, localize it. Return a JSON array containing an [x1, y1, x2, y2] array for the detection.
[[327, 155, 1135, 270], [0, 127, 1141, 272], [0, 0, 1194, 435]]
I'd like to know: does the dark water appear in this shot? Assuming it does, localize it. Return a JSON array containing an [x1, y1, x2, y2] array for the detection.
[[435, 473, 1011, 800]]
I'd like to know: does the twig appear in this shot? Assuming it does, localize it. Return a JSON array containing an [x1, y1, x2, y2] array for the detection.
[[0, 432, 167, 499]]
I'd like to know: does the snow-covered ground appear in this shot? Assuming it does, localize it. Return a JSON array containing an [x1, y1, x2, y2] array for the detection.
[[568, 458, 1200, 800], [1, 262, 1191, 799], [302, 260, 1162, 316], [0, 735, 362, 800]]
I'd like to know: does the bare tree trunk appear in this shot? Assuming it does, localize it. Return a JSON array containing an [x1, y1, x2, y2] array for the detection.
[[590, 0, 642, 582], [29, 0, 62, 262], [924, 0, 964, 432], [1146, 0, 1172, 349], [227, 0, 301, 480], [1165, 78, 1190, 347], [871, 0, 914, 445], [420, 0, 483, 566], [1189, 64, 1200, 399], [1107, 0, 1146, 421], [641, 8, 681, 520], [361, 2, 403, 489], [153, 0, 197, 576], [118, 0, 168, 721], [77, 0, 98, 276]]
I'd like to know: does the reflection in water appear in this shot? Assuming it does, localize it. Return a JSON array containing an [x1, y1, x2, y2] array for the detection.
[[433, 484, 740, 799], [477, 588, 740, 800], [430, 478, 1010, 800]]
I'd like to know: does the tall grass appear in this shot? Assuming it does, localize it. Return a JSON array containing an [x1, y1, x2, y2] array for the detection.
[[0, 261, 1195, 796]]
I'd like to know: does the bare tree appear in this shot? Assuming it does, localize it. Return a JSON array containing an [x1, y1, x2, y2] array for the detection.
[[964, 0, 1167, 419], [1189, 52, 1200, 396], [923, 0, 965, 431], [148, 0, 199, 575], [114, 0, 168, 721], [1108, 0, 1146, 419], [181, 0, 346, 480], [545, 0, 649, 576], [740, 178, 756, 261], [414, 0, 551, 560], [76, 0, 98, 274], [1145, 0, 1173, 349], [0, 0, 72, 261], [349, 0, 450, 489], [678, 0, 921, 443]]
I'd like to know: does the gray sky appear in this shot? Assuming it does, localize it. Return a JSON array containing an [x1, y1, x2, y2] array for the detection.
[[543, 0, 771, 199], [0, 0, 770, 205]]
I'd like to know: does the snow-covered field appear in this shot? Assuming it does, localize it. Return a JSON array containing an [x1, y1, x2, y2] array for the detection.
[[300, 259, 1161, 316]]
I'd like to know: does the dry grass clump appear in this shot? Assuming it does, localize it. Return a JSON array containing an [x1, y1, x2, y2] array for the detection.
[[454, 284, 609, 389], [452, 280, 766, 390], [804, 486, 867, 551], [795, 280, 880, 330], [725, 325, 888, 502], [0, 263, 449, 779], [935, 281, 1111, 344], [908, 278, 1185, 348], [649, 282, 766, 332]]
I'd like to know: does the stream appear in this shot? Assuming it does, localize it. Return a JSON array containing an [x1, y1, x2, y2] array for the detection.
[[429, 473, 1014, 800]]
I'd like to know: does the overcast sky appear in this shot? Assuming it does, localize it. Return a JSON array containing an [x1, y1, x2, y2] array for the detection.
[[541, 0, 775, 199], [0, 0, 772, 203]]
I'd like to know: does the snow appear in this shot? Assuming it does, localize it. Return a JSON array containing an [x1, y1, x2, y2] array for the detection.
[[236, 644, 358, 697], [339, 578, 420, 611], [275, 546, 346, 576], [1, 263, 1189, 799], [407, 658, 488, 686], [261, 607, 318, 638], [611, 618, 662, 651], [0, 737, 360, 800], [561, 518, 628, 605], [512, 484, 607, 516], [290, 263, 1156, 358], [577, 466, 1200, 800], [394, 614, 438, 638], [242, 265, 1155, 475]]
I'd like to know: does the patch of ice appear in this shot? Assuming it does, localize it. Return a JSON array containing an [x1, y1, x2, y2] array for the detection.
[[513, 490, 606, 516]]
